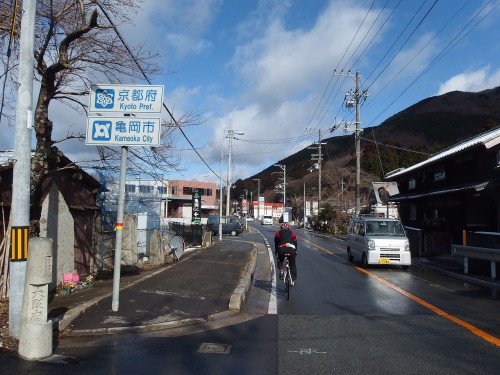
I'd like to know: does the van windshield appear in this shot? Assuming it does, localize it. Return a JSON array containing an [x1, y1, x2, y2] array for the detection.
[[365, 221, 405, 236]]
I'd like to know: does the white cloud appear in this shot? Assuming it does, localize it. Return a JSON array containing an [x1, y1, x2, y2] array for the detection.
[[126, 0, 222, 61], [200, 95, 318, 181], [232, 2, 382, 107], [437, 67, 500, 94]]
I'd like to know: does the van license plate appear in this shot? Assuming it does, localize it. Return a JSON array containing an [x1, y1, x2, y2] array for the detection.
[[378, 258, 390, 264]]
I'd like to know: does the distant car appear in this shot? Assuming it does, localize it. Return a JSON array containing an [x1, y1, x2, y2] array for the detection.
[[261, 215, 273, 225], [246, 216, 254, 222], [207, 215, 243, 236]]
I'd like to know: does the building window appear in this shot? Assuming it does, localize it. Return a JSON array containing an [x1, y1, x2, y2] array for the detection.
[[408, 178, 416, 190], [157, 186, 165, 194], [433, 166, 445, 181], [125, 184, 136, 193], [171, 186, 177, 195], [410, 204, 416, 220], [139, 185, 153, 193], [182, 187, 214, 196]]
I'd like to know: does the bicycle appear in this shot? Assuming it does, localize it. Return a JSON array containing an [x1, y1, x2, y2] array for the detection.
[[282, 253, 293, 300]]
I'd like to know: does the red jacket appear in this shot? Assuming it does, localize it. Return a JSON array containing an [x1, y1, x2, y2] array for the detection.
[[274, 229, 297, 252]]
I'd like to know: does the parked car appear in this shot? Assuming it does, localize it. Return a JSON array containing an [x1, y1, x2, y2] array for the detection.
[[261, 215, 273, 225], [207, 215, 243, 236], [346, 216, 411, 269]]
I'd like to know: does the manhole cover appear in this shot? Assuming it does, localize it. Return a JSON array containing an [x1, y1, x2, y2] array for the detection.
[[198, 343, 232, 354]]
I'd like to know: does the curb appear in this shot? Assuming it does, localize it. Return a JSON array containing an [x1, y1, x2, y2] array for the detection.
[[66, 318, 207, 336], [228, 245, 258, 311]]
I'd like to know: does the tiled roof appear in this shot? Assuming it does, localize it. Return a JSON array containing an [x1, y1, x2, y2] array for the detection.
[[385, 126, 500, 178], [389, 178, 500, 201]]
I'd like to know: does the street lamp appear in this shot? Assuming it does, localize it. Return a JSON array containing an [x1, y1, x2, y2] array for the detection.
[[219, 138, 225, 241]]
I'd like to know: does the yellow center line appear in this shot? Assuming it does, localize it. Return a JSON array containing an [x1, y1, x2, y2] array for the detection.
[[302, 237, 500, 347]]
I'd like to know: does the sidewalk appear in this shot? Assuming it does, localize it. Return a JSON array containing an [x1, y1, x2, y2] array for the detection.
[[412, 254, 500, 289], [48, 239, 257, 336]]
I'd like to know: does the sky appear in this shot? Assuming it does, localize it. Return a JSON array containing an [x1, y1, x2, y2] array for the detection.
[[2, 0, 500, 187]]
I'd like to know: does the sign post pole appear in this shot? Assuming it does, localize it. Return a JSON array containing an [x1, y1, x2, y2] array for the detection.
[[111, 146, 127, 311], [87, 83, 163, 312]]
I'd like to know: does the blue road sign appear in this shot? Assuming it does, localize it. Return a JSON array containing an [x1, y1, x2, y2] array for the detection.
[[89, 84, 164, 113], [85, 116, 161, 147]]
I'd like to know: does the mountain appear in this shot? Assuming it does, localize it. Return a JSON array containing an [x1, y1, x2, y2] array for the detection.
[[234, 87, 500, 205]]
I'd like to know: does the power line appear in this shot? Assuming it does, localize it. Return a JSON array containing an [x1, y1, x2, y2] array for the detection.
[[368, 0, 499, 126], [289, 1, 377, 158], [364, 0, 432, 86], [349, 0, 402, 71], [310, 1, 376, 132], [97, 4, 220, 179], [237, 133, 317, 145], [365, 0, 439, 91], [360, 136, 430, 155], [364, 0, 473, 109]]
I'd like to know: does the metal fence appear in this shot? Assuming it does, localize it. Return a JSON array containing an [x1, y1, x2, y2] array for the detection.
[[166, 222, 206, 247]]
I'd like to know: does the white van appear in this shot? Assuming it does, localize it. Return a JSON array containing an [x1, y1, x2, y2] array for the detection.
[[346, 216, 411, 269], [261, 215, 273, 225]]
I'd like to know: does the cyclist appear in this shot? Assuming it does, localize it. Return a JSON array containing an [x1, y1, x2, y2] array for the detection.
[[274, 222, 298, 286]]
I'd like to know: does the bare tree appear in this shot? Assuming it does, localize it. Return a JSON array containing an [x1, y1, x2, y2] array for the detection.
[[322, 162, 354, 209], [0, 1, 189, 235], [287, 193, 304, 223]]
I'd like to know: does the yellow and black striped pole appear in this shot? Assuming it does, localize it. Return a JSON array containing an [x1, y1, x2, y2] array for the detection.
[[10, 226, 29, 261]]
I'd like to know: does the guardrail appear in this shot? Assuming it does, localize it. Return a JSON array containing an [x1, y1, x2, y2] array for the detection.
[[451, 245, 500, 279]]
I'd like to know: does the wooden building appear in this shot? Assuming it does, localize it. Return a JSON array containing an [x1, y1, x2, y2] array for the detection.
[[385, 127, 500, 257], [0, 151, 100, 281]]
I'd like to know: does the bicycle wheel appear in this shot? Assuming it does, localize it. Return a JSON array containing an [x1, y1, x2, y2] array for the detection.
[[169, 235, 185, 260], [285, 268, 291, 300]]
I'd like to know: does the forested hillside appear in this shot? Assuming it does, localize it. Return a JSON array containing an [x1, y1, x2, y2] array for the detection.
[[234, 87, 500, 214]]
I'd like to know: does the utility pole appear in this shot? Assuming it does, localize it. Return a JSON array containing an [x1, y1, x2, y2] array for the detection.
[[309, 129, 325, 215], [331, 70, 368, 216], [303, 182, 306, 225], [226, 130, 244, 216], [253, 178, 260, 219], [250, 191, 253, 216], [10, 0, 36, 339], [273, 164, 286, 216]]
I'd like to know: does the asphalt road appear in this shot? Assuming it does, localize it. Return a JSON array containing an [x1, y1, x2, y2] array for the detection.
[[255, 224, 500, 375], [1, 225, 499, 374]]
